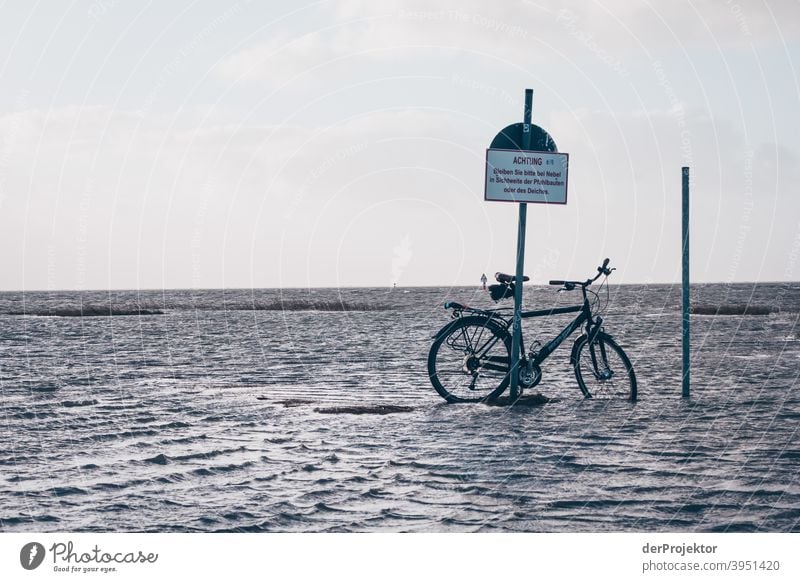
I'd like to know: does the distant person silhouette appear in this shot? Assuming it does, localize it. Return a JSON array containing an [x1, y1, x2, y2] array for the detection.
[[480, 273, 487, 290]]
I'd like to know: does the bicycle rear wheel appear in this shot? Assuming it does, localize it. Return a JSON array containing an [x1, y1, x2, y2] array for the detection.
[[428, 316, 511, 403], [573, 332, 637, 401]]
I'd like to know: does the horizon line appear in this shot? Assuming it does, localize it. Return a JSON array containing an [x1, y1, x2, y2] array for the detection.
[[1, 280, 798, 293]]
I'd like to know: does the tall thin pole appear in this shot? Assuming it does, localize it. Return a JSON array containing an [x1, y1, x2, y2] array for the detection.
[[509, 89, 533, 403], [682, 167, 690, 398]]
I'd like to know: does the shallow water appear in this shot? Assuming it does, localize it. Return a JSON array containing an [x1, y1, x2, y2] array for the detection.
[[1, 283, 798, 532]]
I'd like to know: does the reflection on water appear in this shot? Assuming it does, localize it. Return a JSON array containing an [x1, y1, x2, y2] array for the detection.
[[0, 284, 798, 532]]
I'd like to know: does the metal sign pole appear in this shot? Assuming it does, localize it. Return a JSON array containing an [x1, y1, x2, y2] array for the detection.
[[509, 89, 533, 402], [682, 166, 690, 398]]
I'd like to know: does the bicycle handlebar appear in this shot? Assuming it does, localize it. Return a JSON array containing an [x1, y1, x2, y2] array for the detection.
[[549, 258, 615, 289]]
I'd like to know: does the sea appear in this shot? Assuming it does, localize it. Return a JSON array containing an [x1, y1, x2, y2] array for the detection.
[[1, 283, 798, 532]]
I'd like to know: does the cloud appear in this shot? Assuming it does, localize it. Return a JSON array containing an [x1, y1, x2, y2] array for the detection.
[[214, 0, 800, 86], [1, 1, 798, 289], [0, 105, 491, 289], [2, 84, 799, 288], [546, 104, 800, 283], [214, 31, 338, 85]]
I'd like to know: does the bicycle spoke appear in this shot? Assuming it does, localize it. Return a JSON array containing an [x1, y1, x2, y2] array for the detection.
[[428, 317, 511, 402]]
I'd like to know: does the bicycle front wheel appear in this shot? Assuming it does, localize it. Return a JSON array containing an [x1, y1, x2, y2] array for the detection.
[[573, 332, 637, 401], [428, 316, 511, 403]]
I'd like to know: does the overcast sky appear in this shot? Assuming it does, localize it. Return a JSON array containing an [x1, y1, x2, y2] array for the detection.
[[1, 0, 798, 290]]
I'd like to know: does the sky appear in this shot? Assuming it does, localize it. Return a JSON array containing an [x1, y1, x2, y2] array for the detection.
[[0, 0, 798, 290]]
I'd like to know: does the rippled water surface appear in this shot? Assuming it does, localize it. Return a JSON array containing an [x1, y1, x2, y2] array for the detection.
[[1, 284, 798, 532]]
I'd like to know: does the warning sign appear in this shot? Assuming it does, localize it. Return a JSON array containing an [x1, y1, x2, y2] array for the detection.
[[485, 149, 569, 204]]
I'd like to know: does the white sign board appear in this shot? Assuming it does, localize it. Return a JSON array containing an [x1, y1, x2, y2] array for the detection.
[[485, 149, 569, 204]]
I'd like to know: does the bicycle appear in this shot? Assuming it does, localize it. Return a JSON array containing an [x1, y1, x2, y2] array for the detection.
[[427, 258, 637, 403]]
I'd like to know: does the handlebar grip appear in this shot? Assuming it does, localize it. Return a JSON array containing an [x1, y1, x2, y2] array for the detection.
[[549, 280, 565, 286], [598, 258, 612, 276]]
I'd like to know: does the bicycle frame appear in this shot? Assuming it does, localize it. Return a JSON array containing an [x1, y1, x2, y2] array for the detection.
[[486, 288, 601, 369], [520, 304, 587, 366]]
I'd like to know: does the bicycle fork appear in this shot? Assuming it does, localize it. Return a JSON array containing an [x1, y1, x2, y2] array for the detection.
[[585, 317, 614, 381]]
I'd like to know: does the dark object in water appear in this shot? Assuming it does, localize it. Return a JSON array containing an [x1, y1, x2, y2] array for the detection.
[[487, 393, 550, 407], [237, 300, 390, 312], [256, 398, 316, 407], [4, 306, 163, 317], [313, 405, 414, 415], [60, 399, 98, 408], [690, 304, 773, 316], [143, 453, 169, 465]]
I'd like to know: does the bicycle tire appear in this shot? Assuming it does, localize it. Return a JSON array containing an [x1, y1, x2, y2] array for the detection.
[[427, 315, 512, 403], [572, 332, 637, 401]]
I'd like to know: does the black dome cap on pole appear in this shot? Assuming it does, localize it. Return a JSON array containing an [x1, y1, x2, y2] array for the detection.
[[489, 123, 558, 152]]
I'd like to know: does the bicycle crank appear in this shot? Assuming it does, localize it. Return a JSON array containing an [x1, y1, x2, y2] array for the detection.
[[519, 363, 542, 388]]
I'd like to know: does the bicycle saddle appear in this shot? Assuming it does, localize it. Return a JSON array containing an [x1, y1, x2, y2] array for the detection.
[[494, 272, 530, 283]]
